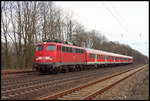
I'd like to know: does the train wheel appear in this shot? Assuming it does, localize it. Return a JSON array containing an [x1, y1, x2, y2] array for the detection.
[[52, 69, 57, 74]]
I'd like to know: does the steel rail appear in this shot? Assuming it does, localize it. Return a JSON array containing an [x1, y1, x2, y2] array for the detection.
[[40, 64, 147, 100], [2, 69, 34, 75]]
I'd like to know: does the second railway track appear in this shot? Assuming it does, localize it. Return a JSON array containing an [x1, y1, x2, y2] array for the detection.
[[41, 64, 147, 100]]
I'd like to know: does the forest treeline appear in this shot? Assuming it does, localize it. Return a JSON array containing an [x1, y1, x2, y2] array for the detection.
[[1, 1, 148, 69]]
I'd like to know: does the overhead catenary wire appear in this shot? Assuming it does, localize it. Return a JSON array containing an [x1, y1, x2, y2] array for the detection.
[[101, 2, 130, 36]]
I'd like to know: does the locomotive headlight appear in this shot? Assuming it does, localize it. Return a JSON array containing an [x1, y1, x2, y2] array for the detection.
[[36, 57, 42, 60], [45, 56, 52, 60]]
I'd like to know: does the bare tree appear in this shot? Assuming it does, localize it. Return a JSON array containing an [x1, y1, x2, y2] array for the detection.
[[1, 2, 10, 68]]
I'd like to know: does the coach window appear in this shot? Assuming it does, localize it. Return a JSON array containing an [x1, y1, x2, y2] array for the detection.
[[91, 54, 93, 59], [80, 49, 82, 53], [66, 47, 68, 52], [81, 49, 83, 53], [101, 55, 103, 59], [75, 49, 77, 53], [46, 45, 56, 51], [76, 49, 79, 53], [65, 47, 67, 52], [62, 46, 65, 52], [88, 53, 91, 59], [69, 47, 72, 53], [113, 57, 115, 60], [92, 54, 94, 59], [77, 49, 79, 53], [75, 48, 77, 53], [64, 46, 66, 52], [101, 55, 102, 59], [97, 55, 99, 59], [67, 47, 69, 52], [80, 49, 82, 54], [90, 54, 92, 59], [69, 47, 71, 52], [74, 48, 76, 53], [79, 49, 81, 53], [70, 47, 72, 53], [106, 56, 108, 60], [81, 49, 83, 54], [88, 54, 89, 58], [65, 47, 68, 52], [107, 56, 109, 60], [72, 48, 75, 53]]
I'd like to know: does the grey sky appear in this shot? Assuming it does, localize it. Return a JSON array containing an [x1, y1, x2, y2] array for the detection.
[[54, 1, 149, 57]]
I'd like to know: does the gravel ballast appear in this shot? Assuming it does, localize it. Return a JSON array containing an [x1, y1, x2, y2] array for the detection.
[[93, 64, 149, 100]]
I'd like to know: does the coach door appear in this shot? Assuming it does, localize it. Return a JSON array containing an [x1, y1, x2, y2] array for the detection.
[[57, 45, 61, 63]]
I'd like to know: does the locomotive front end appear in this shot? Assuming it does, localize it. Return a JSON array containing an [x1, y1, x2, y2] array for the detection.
[[33, 42, 57, 73]]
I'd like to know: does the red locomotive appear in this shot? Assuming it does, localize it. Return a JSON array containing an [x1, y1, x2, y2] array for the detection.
[[33, 39, 133, 73]]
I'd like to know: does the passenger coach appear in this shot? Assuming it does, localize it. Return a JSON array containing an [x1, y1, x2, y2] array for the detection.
[[85, 48, 133, 65]]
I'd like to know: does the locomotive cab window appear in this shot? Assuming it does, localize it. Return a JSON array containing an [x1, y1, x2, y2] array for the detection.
[[46, 45, 56, 51], [36, 45, 43, 51]]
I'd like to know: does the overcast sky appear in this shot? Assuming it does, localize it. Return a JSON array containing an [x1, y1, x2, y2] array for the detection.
[[54, 1, 149, 57]]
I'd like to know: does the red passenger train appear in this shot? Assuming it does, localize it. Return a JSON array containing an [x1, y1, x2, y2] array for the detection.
[[33, 39, 133, 73]]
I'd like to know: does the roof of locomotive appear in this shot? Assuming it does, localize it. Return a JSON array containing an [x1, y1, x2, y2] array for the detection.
[[36, 42, 85, 49], [85, 48, 133, 59]]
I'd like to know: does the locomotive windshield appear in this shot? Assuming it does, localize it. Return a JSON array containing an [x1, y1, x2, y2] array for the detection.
[[36, 45, 43, 51], [46, 45, 56, 51]]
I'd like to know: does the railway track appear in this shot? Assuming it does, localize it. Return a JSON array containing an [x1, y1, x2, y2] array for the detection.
[[2, 67, 118, 100], [40, 64, 147, 100], [1, 64, 145, 100], [2, 69, 34, 75], [1, 69, 37, 81]]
